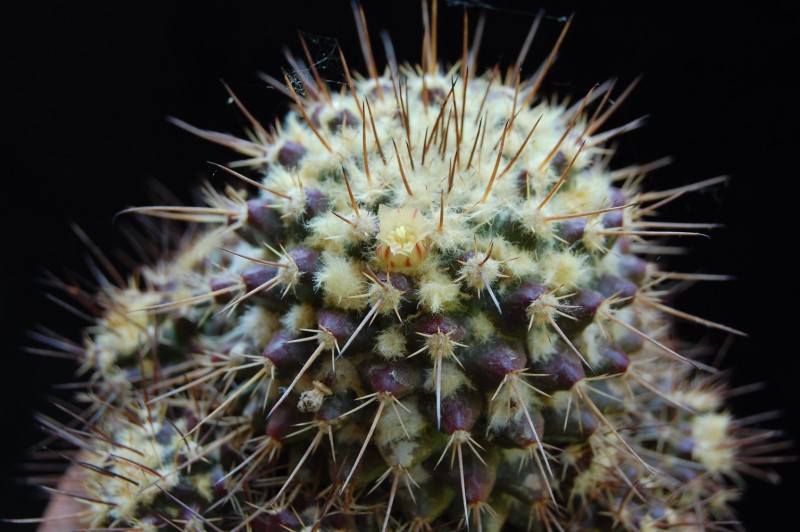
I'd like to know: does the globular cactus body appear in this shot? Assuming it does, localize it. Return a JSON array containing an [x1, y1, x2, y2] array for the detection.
[[31, 3, 780, 531]]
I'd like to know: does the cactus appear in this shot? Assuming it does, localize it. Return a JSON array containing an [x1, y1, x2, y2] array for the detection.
[[21, 3, 787, 531]]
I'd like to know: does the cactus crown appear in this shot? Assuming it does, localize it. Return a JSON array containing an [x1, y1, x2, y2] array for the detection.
[[33, 3, 779, 531]]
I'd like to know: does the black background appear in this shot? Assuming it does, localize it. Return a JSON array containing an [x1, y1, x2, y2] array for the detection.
[[3, 1, 796, 528]]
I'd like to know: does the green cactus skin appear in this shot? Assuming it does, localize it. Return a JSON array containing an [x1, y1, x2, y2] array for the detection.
[[14, 2, 789, 531]]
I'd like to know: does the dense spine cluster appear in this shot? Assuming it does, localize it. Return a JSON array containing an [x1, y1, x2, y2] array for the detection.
[[34, 3, 778, 531]]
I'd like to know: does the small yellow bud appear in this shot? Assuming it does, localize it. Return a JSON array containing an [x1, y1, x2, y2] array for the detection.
[[375, 204, 432, 269]]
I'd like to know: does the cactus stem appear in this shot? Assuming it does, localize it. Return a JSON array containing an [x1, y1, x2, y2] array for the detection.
[[30, 4, 780, 528]]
